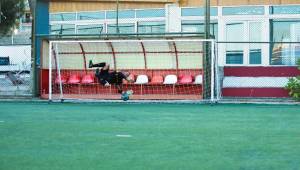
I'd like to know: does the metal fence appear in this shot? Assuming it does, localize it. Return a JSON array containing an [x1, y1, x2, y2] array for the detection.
[[0, 45, 32, 97]]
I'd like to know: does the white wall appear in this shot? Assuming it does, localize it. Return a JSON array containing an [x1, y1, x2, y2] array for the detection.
[[0, 45, 31, 71]]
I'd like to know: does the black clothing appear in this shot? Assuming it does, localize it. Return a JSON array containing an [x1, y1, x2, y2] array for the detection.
[[96, 69, 126, 85], [91, 62, 126, 86]]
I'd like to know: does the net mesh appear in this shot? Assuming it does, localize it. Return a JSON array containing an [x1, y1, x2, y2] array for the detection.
[[42, 39, 215, 101]]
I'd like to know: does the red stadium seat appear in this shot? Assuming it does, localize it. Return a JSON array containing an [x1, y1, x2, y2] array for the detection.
[[81, 74, 95, 84], [55, 75, 68, 84], [179, 75, 193, 84], [150, 75, 164, 84], [123, 74, 135, 84], [67, 74, 81, 84]]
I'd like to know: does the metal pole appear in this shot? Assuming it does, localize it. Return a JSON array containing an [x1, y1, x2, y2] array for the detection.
[[31, 0, 37, 97], [0, 2, 2, 24], [55, 44, 63, 100], [116, 0, 119, 34], [48, 41, 52, 101], [203, 0, 211, 100]]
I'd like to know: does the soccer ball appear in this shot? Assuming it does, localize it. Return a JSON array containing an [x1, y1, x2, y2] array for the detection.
[[121, 90, 133, 101], [121, 95, 129, 101]]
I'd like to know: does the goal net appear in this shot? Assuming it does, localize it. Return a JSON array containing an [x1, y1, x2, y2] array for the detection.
[[41, 39, 217, 101]]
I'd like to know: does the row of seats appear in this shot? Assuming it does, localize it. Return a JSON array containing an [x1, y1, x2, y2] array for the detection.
[[55, 74, 203, 85]]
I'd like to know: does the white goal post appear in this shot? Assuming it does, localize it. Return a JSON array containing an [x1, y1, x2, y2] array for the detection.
[[46, 39, 217, 102]]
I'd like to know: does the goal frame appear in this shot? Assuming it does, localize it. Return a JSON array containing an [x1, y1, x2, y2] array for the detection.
[[48, 39, 217, 102]]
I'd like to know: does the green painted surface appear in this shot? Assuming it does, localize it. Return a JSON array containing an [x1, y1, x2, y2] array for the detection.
[[0, 102, 299, 170]]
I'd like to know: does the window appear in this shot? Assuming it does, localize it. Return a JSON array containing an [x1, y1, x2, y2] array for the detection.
[[181, 7, 218, 16], [78, 12, 105, 20], [21, 12, 32, 23], [50, 24, 75, 34], [136, 9, 165, 18], [270, 5, 300, 14], [107, 23, 135, 34], [106, 10, 135, 19], [249, 22, 262, 64], [225, 21, 264, 65], [20, 25, 32, 32], [226, 23, 244, 64], [181, 21, 218, 39], [270, 20, 300, 65], [223, 6, 264, 15], [0, 57, 9, 65], [137, 21, 165, 33], [77, 25, 103, 34], [50, 13, 76, 21]]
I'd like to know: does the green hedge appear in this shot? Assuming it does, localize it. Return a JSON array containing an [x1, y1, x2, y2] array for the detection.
[[285, 59, 300, 100]]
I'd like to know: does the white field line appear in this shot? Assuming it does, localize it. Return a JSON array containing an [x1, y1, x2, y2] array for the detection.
[[116, 134, 132, 138]]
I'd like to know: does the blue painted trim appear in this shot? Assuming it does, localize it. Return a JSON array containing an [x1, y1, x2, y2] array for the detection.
[[35, 0, 49, 65]]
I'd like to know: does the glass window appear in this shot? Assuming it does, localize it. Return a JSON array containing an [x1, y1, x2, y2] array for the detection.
[[136, 9, 165, 18], [107, 23, 135, 34], [181, 7, 218, 16], [249, 22, 262, 64], [226, 23, 244, 64], [223, 6, 264, 15], [20, 25, 32, 32], [181, 20, 218, 39], [270, 5, 300, 14], [106, 10, 135, 19], [137, 21, 165, 33], [78, 11, 105, 20], [77, 24, 103, 34], [50, 24, 75, 34], [50, 13, 76, 21], [270, 20, 300, 65]]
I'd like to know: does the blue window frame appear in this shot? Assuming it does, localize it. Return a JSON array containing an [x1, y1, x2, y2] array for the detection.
[[77, 25, 104, 34], [181, 20, 218, 39], [106, 10, 135, 19], [50, 24, 75, 34], [50, 13, 76, 21], [270, 5, 300, 14], [136, 9, 165, 18], [223, 6, 264, 15], [107, 23, 135, 34], [137, 21, 165, 33], [78, 11, 105, 20], [181, 7, 218, 16]]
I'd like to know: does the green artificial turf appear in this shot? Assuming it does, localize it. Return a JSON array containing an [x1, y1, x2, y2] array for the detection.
[[0, 102, 299, 170]]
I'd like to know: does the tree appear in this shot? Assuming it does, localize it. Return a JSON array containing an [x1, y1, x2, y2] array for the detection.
[[0, 0, 25, 35]]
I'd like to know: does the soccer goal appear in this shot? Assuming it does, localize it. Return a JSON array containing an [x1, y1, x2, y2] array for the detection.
[[41, 39, 217, 102]]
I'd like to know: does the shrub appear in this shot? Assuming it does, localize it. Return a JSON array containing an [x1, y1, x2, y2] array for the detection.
[[285, 59, 300, 100]]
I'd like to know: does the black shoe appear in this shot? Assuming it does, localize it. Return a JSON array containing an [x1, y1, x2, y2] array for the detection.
[[89, 60, 93, 68]]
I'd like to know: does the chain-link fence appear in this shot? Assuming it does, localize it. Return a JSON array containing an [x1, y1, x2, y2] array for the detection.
[[0, 32, 31, 45], [215, 41, 300, 99], [0, 44, 32, 97]]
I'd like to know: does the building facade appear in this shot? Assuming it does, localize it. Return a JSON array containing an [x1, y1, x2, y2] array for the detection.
[[36, 0, 300, 98]]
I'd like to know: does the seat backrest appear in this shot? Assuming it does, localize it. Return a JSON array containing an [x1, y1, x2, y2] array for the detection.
[[81, 74, 95, 84], [123, 74, 135, 84], [163, 75, 177, 84], [135, 75, 149, 84], [179, 75, 193, 84], [194, 75, 203, 84], [55, 75, 68, 84], [68, 74, 81, 84], [151, 75, 164, 84]]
